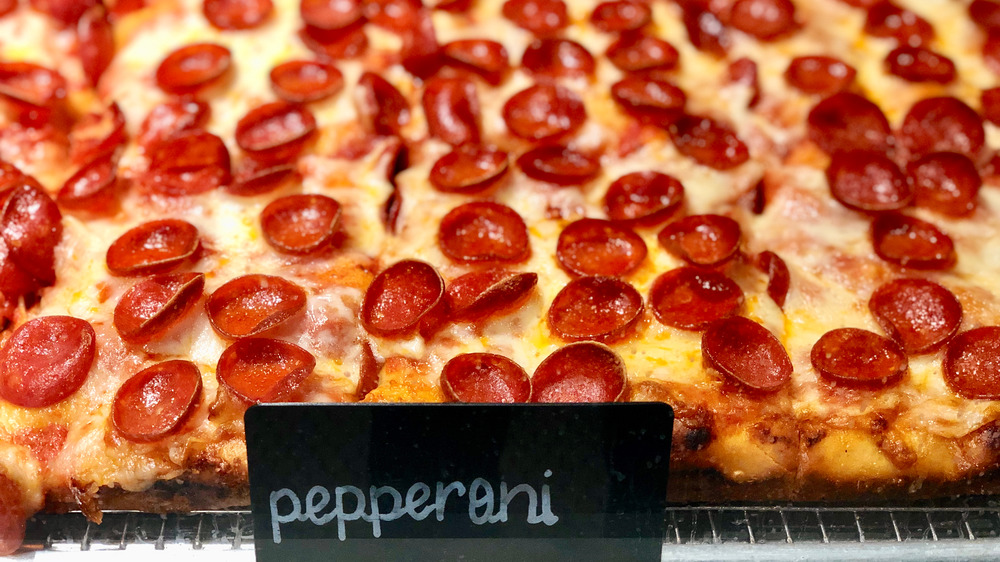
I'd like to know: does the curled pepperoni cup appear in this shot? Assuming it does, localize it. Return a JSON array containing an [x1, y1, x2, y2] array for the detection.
[[356, 72, 410, 136], [906, 152, 980, 217], [442, 353, 531, 403], [269, 60, 344, 104], [138, 100, 211, 149], [556, 218, 647, 277], [521, 39, 595, 79], [517, 146, 600, 186], [106, 219, 200, 277], [441, 40, 510, 86], [447, 269, 538, 322], [423, 77, 481, 146], [0, 472, 24, 556], [729, 0, 797, 40], [229, 160, 298, 196], [606, 33, 679, 73], [669, 115, 749, 170], [869, 278, 962, 354], [864, 1, 933, 46], [649, 267, 744, 331], [604, 172, 685, 227], [361, 260, 446, 338], [756, 251, 790, 309], [548, 276, 643, 343], [260, 194, 342, 255], [658, 215, 741, 268], [681, 2, 729, 56], [69, 102, 127, 165], [78, 4, 114, 87], [112, 360, 202, 443], [217, 338, 315, 404], [155, 43, 232, 95], [532, 342, 626, 403], [703, 316, 792, 392], [826, 151, 910, 212], [886, 46, 955, 84], [0, 316, 96, 408], [204, 0, 273, 29], [611, 77, 687, 126], [1, 183, 63, 285], [811, 328, 907, 385], [145, 130, 232, 195], [971, 0, 1000, 30], [207, 274, 307, 339], [900, 97, 985, 159], [300, 0, 361, 30], [235, 101, 317, 156], [430, 145, 509, 194], [438, 202, 530, 263], [502, 0, 567, 36], [871, 213, 955, 270], [114, 272, 206, 345], [0, 62, 67, 107], [728, 58, 761, 108], [590, 0, 651, 32], [785, 56, 856, 96], [502, 84, 585, 142], [983, 87, 1000, 125], [807, 92, 892, 155], [300, 20, 369, 60], [944, 327, 1000, 399]]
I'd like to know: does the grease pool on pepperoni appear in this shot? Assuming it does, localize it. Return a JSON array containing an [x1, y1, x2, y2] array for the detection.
[[556, 218, 647, 277], [204, 0, 273, 29], [811, 327, 907, 385], [502, 83, 585, 142], [442, 353, 531, 403], [547, 276, 643, 343], [658, 214, 741, 267], [521, 38, 595, 79], [207, 274, 307, 339], [114, 272, 205, 345], [807, 92, 893, 155], [270, 60, 344, 104], [361, 260, 446, 338], [356, 72, 410, 136], [155, 43, 232, 95], [112, 360, 202, 443], [784, 56, 856, 95], [703, 316, 792, 391], [429, 145, 509, 194], [0, 316, 96, 408], [869, 278, 962, 354], [261, 193, 342, 255], [668, 115, 749, 170], [446, 269, 538, 322], [144, 130, 232, 195], [106, 219, 200, 277], [441, 39, 510, 85], [944, 327, 1000, 399], [438, 202, 530, 263], [906, 152, 980, 217], [517, 145, 600, 186], [532, 342, 626, 403], [604, 171, 685, 226], [872, 213, 955, 270], [649, 267, 744, 330], [1, 183, 62, 285], [826, 150, 911, 212], [502, 0, 567, 36], [217, 338, 316, 404], [899, 97, 984, 159], [423, 76, 481, 146]]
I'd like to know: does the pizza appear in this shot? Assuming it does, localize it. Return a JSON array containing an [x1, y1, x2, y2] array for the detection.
[[3, 0, 1000, 554]]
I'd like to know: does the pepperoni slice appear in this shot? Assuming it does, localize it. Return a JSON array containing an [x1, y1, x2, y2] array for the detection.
[[899, 97, 984, 159], [398, 7, 442, 79], [811, 328, 907, 384], [516, 145, 600, 186], [207, 274, 307, 339], [361, 260, 446, 337], [144, 130, 231, 195], [826, 150, 910, 212], [611, 76, 687, 126], [300, 0, 360, 30], [590, 0, 651, 32], [0, 316, 95, 408], [0, 62, 67, 107], [869, 278, 962, 354], [356, 72, 410, 136], [112, 360, 202, 442], [363, 0, 420, 32], [906, 152, 980, 217], [235, 102, 316, 159], [442, 353, 531, 403], [681, 1, 730, 56], [729, 0, 797, 40], [429, 145, 508, 194], [521, 39, 595, 79], [106, 220, 199, 277], [0, 0, 13, 17], [785, 56, 856, 95], [871, 213, 955, 270], [78, 4, 114, 87], [864, 1, 932, 46], [531, 342, 626, 403], [728, 58, 761, 108], [227, 160, 297, 197], [556, 218, 647, 277], [983, 33, 1000, 75], [203, 0, 272, 29], [548, 276, 643, 343], [502, 0, 567, 36], [441, 39, 510, 85], [756, 250, 790, 309], [69, 102, 127, 165], [971, 0, 1000, 32], [57, 153, 120, 215], [423, 76, 480, 146], [260, 193, 341, 255], [114, 272, 205, 345], [355, 340, 381, 400], [502, 84, 585, 142], [138, 100, 210, 149], [217, 338, 315, 403], [446, 269, 537, 321], [604, 172, 685, 227], [649, 267, 743, 330], [438, 201, 530, 263], [807, 92, 892, 155], [0, 472, 24, 557], [669, 115, 749, 170], [658, 214, 741, 267], [0, 235, 40, 300], [155, 43, 232, 95], [1, 183, 62, 285], [983, 87, 1000, 125], [886, 46, 956, 83], [270, 60, 343, 103], [30, 0, 97, 24], [299, 20, 368, 60], [703, 316, 792, 391], [606, 33, 680, 73], [944, 327, 1000, 399]]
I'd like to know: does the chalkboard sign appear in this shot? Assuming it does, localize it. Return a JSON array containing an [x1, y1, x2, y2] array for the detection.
[[246, 403, 672, 561]]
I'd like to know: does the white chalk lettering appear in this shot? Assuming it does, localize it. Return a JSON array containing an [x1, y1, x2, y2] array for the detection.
[[368, 486, 404, 537], [404, 483, 434, 520], [334, 485, 366, 541], [434, 481, 467, 522], [269, 488, 301, 544], [468, 478, 495, 525], [304, 486, 331, 525]]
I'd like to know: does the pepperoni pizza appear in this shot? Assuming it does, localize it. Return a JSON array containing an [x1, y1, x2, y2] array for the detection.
[[3, 0, 1000, 554]]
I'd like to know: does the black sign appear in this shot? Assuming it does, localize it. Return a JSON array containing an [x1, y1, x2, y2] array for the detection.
[[246, 403, 672, 561]]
